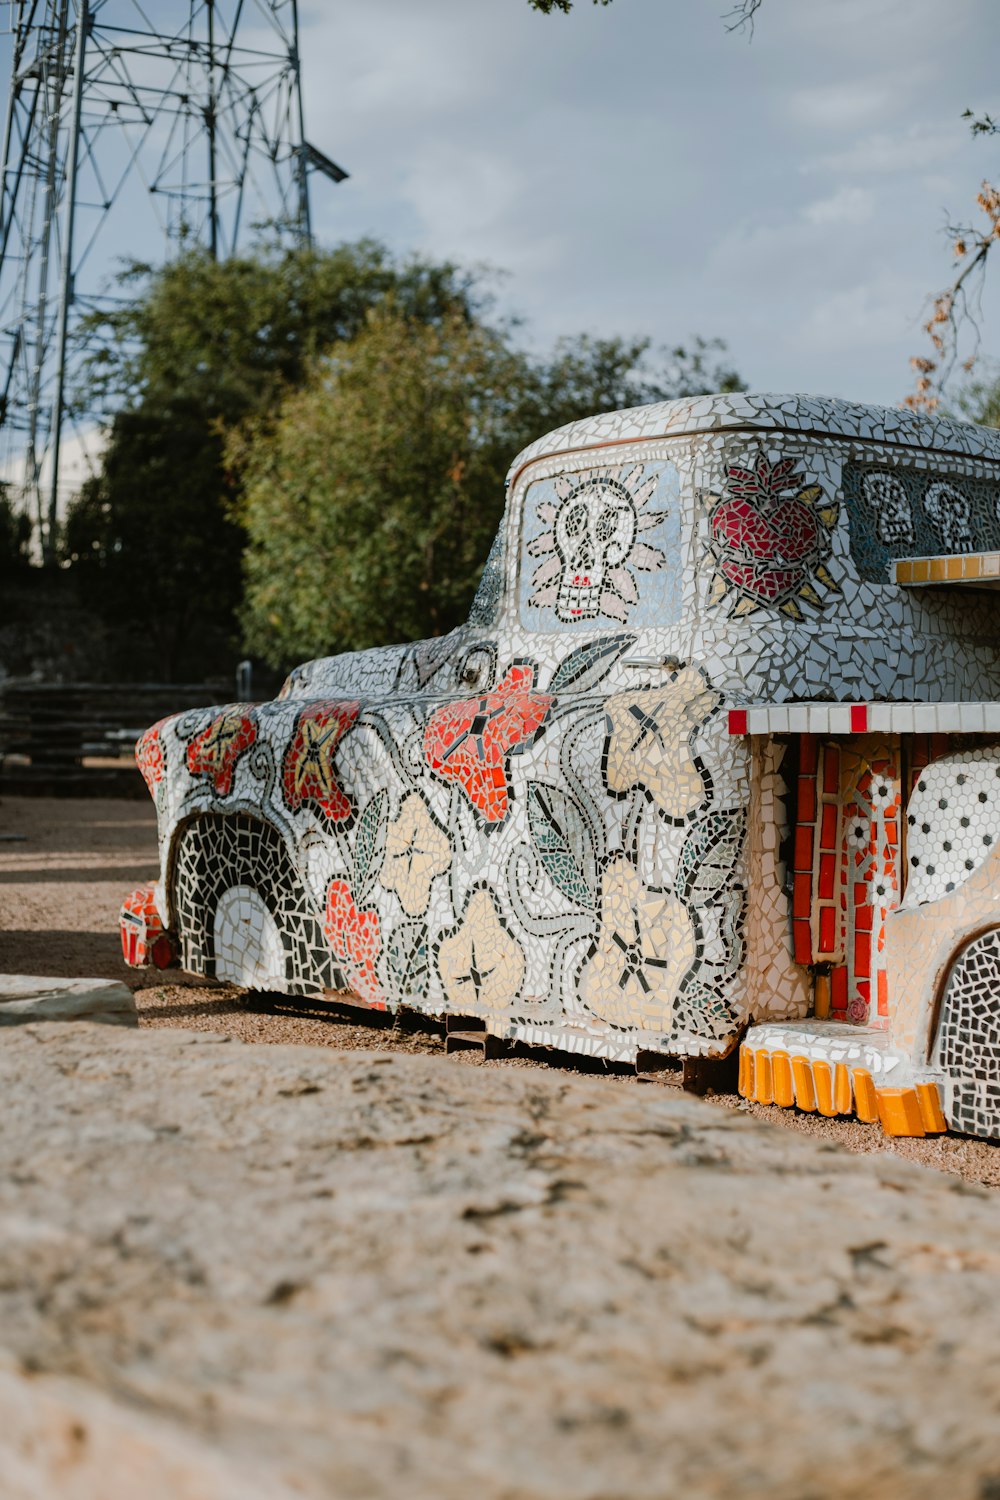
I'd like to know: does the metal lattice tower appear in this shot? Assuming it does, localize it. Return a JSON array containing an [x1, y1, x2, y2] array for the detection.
[[0, 0, 346, 563]]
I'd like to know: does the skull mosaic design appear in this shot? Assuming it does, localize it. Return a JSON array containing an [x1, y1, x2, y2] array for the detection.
[[526, 462, 668, 626], [552, 476, 638, 621]]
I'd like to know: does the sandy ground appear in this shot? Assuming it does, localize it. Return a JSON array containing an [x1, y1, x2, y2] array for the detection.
[[3, 791, 1000, 1187]]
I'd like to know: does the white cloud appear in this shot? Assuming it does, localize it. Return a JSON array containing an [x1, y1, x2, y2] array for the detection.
[[812, 124, 960, 177], [785, 81, 896, 132], [803, 186, 875, 227]]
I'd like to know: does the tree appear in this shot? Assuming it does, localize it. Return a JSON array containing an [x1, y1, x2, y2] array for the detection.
[[0, 482, 31, 580], [948, 358, 1000, 428], [64, 233, 742, 676], [234, 308, 742, 668], [234, 304, 525, 664], [63, 239, 484, 680]]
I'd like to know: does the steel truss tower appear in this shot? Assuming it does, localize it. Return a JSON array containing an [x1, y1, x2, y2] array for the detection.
[[0, 0, 346, 562]]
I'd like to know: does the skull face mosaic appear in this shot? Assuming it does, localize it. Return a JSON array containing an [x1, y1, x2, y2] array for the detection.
[[121, 392, 1000, 1141]]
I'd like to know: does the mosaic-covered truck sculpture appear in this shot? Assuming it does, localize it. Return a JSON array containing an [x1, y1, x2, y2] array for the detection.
[[122, 393, 1000, 1142]]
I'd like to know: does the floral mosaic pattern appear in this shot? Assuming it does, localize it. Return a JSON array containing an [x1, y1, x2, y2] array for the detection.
[[423, 663, 553, 822], [603, 667, 719, 824], [323, 878, 384, 1008], [136, 718, 168, 796], [186, 707, 258, 796], [281, 699, 360, 822], [436, 887, 525, 1013], [579, 859, 699, 1031], [380, 792, 451, 916], [838, 753, 901, 1026]]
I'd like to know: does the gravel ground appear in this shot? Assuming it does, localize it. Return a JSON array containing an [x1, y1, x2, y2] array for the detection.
[[4, 791, 1000, 1187]]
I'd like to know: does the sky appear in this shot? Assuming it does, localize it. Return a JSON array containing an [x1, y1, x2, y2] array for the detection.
[[298, 0, 1000, 407]]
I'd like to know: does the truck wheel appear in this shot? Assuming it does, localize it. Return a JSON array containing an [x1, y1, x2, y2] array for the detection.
[[170, 813, 334, 994]]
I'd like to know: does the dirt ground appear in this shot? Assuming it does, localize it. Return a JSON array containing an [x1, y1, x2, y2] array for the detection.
[[3, 791, 1000, 1187]]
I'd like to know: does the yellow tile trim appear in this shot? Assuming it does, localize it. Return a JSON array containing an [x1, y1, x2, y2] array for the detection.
[[754, 1050, 773, 1105], [812, 1059, 835, 1116], [791, 1056, 817, 1111], [738, 1046, 753, 1098], [916, 1080, 947, 1133], [896, 551, 1000, 585], [876, 1088, 926, 1137], [853, 1068, 879, 1124], [740, 1045, 948, 1138], [833, 1062, 853, 1115], [771, 1051, 794, 1108]]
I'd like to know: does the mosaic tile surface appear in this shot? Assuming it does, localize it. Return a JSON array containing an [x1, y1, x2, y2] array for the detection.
[[934, 926, 1000, 1140], [125, 393, 1000, 1078], [904, 748, 1000, 903]]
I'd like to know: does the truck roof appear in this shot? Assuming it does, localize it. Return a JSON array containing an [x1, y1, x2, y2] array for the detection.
[[506, 391, 1000, 490]]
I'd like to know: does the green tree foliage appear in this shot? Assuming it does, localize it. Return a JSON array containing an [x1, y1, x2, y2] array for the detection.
[[63, 239, 481, 679], [520, 334, 741, 437], [235, 304, 525, 662], [0, 483, 31, 579], [235, 307, 742, 667], [63, 402, 243, 679], [950, 360, 1000, 428]]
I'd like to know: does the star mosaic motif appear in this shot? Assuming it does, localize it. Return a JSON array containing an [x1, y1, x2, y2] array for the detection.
[[186, 707, 258, 797], [281, 699, 360, 822], [579, 858, 699, 1031], [380, 792, 451, 916], [436, 888, 525, 1013]]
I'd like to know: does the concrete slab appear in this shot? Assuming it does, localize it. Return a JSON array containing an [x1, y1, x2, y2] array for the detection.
[[0, 975, 137, 1027]]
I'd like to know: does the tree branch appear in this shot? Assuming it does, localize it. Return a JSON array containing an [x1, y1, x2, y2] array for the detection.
[[722, 0, 763, 37], [904, 181, 1000, 411], [526, 0, 612, 12]]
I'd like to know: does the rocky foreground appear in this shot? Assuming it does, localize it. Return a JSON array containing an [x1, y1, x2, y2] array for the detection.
[[2, 1025, 1000, 1498]]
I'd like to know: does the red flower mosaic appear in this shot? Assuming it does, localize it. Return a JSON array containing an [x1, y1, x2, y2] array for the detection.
[[323, 877, 384, 1006], [281, 699, 360, 822], [707, 455, 838, 620], [423, 663, 553, 823], [136, 717, 169, 795], [186, 707, 258, 796]]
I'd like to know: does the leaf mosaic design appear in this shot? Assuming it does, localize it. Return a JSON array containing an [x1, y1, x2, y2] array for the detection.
[[527, 781, 597, 909], [353, 789, 388, 906], [549, 634, 636, 695], [676, 810, 745, 904], [386, 918, 429, 997]]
